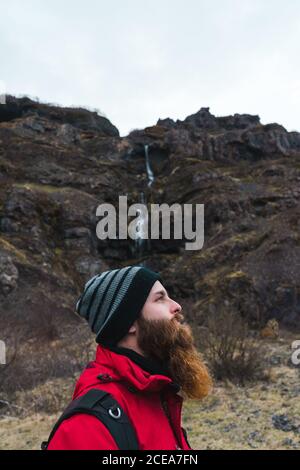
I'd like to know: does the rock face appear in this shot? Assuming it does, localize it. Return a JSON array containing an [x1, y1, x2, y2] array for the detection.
[[0, 95, 119, 136], [1, 95, 300, 350], [0, 253, 18, 297]]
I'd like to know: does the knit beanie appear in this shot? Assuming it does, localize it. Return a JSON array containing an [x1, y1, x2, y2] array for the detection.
[[75, 265, 162, 346]]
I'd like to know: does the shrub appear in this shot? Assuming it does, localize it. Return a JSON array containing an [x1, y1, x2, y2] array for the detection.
[[199, 307, 263, 385]]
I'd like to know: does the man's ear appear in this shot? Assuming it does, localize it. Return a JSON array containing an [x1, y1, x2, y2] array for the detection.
[[128, 320, 137, 334]]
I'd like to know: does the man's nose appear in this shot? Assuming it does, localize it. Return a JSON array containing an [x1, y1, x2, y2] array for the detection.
[[170, 299, 182, 314]]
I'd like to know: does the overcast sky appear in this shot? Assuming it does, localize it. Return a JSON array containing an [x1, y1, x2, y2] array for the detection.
[[0, 0, 299, 136]]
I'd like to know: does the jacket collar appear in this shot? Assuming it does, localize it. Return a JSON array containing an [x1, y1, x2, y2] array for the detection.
[[73, 344, 181, 398], [105, 345, 181, 393], [106, 345, 171, 377]]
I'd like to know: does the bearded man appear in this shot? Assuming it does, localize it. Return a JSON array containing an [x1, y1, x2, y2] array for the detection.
[[45, 265, 212, 450]]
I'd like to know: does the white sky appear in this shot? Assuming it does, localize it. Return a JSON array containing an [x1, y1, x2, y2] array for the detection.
[[0, 0, 299, 136]]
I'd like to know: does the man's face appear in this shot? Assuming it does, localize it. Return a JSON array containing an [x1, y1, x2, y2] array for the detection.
[[141, 281, 183, 322], [135, 281, 212, 400]]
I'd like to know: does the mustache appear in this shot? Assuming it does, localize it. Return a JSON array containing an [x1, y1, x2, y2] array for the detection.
[[173, 312, 185, 324]]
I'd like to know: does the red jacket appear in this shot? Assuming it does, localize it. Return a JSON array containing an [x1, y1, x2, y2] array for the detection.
[[48, 344, 192, 450]]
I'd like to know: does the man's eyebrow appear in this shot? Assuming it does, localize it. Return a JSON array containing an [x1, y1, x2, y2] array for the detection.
[[154, 290, 168, 297]]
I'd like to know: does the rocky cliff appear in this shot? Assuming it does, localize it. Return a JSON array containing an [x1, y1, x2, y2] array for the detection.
[[1, 94, 300, 355]]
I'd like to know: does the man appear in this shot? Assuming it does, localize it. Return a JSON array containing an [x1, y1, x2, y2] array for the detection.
[[47, 265, 212, 450]]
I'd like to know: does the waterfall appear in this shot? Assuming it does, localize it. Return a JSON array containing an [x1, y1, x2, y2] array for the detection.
[[133, 192, 151, 266], [129, 145, 155, 265], [144, 144, 155, 187], [134, 192, 146, 258]]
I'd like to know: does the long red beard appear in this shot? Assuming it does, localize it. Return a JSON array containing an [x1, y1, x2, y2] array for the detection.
[[136, 313, 212, 400]]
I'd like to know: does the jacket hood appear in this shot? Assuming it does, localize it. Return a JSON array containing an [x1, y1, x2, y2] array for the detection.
[[73, 344, 179, 399]]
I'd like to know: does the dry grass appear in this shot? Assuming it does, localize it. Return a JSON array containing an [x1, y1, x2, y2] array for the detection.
[[0, 330, 299, 450]]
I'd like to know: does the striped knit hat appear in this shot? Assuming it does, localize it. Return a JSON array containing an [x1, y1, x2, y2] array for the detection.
[[75, 265, 162, 346]]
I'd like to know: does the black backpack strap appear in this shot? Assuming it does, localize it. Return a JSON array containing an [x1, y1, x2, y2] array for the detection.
[[181, 427, 192, 449], [41, 388, 139, 450]]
